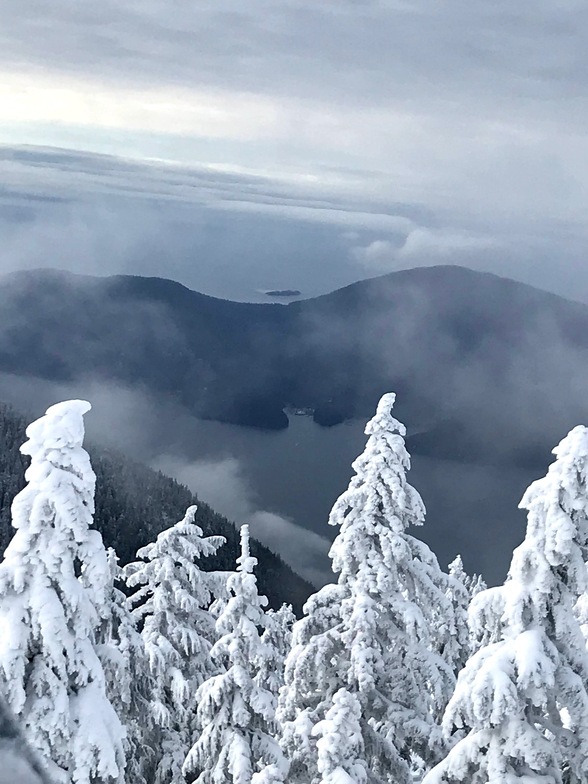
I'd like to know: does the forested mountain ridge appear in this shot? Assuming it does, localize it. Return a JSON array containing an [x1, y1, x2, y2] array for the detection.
[[0, 402, 313, 612], [1, 265, 588, 469]]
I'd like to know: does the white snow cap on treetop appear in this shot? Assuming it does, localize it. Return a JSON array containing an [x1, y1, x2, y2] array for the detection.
[[22, 400, 92, 455], [183, 505, 198, 523], [518, 424, 588, 565], [238, 524, 257, 575], [365, 392, 406, 438]]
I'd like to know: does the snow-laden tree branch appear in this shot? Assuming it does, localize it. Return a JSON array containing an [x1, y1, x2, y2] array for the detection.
[[125, 505, 225, 784], [425, 425, 588, 784]]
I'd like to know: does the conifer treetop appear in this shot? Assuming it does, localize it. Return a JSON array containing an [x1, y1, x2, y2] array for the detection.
[[23, 399, 92, 454], [237, 524, 257, 575], [328, 392, 425, 558], [0, 399, 124, 784], [364, 392, 404, 437], [281, 393, 456, 784]]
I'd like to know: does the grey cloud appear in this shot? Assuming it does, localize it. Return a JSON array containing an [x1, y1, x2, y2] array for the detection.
[[3, 1, 588, 305], [3, 144, 588, 304], [2, 0, 587, 117], [152, 455, 332, 586], [0, 146, 425, 220], [0, 145, 440, 299], [351, 230, 501, 273]]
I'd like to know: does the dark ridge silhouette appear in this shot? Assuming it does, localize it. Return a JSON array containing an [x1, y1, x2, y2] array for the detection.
[[1, 264, 587, 467]]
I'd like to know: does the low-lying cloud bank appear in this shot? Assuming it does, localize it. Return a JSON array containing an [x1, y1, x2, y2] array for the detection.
[[153, 455, 332, 587], [0, 373, 333, 586], [2, 144, 588, 304]]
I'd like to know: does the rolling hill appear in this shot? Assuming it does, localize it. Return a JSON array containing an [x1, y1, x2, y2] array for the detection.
[[0, 265, 587, 470]]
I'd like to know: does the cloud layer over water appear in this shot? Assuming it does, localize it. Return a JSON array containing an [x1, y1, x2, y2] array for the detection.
[[1, 143, 588, 304]]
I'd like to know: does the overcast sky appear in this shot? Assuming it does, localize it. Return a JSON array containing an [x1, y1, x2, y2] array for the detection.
[[1, 0, 588, 301]]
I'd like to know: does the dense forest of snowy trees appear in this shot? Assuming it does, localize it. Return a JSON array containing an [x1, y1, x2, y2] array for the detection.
[[1, 393, 588, 783]]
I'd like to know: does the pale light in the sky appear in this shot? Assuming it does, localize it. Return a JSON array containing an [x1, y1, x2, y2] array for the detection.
[[0, 71, 284, 141]]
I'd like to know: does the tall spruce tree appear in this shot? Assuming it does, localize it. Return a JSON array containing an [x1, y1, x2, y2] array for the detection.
[[124, 506, 225, 784], [254, 604, 296, 702], [445, 555, 485, 674], [0, 400, 125, 784], [279, 393, 457, 784], [424, 425, 588, 784], [278, 583, 347, 781], [183, 525, 287, 784], [98, 549, 155, 784]]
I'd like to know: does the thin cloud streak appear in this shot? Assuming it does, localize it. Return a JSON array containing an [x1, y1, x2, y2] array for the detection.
[[2, 144, 588, 304]]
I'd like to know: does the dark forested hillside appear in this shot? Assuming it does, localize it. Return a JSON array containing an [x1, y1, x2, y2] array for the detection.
[[1, 265, 588, 470], [0, 403, 313, 613]]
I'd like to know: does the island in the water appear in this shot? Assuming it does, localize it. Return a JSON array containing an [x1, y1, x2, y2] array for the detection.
[[264, 289, 302, 298]]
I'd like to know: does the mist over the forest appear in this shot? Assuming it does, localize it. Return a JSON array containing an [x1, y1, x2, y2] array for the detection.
[[0, 370, 532, 586]]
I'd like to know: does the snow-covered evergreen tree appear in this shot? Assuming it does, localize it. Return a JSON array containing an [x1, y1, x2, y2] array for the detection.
[[0, 400, 125, 784], [98, 549, 155, 784], [184, 525, 287, 784], [278, 583, 347, 782], [312, 689, 367, 784], [424, 425, 588, 784], [254, 603, 296, 700], [279, 393, 456, 784], [445, 555, 486, 672], [124, 505, 225, 784], [443, 557, 471, 678]]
